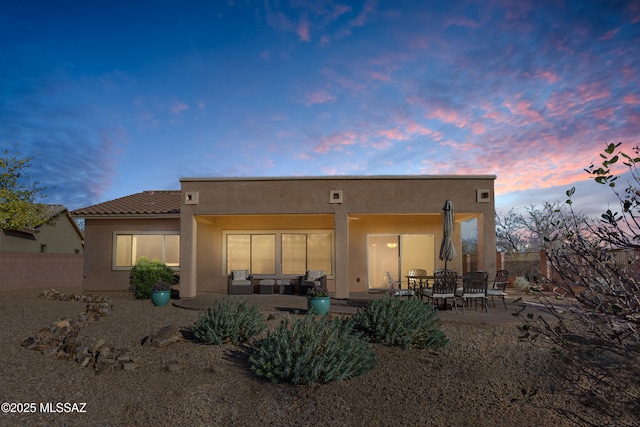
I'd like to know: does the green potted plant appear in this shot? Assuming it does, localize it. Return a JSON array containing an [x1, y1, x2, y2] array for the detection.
[[307, 284, 330, 316], [151, 281, 172, 307]]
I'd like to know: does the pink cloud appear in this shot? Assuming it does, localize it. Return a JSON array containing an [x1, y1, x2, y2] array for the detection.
[[378, 128, 408, 141], [445, 17, 479, 29], [545, 91, 577, 117], [297, 18, 311, 42], [629, 1, 640, 23], [265, 8, 294, 32], [349, 0, 376, 28], [171, 100, 189, 115], [534, 70, 560, 83], [470, 122, 486, 135], [370, 71, 391, 82], [302, 89, 337, 106], [406, 121, 443, 140], [319, 35, 330, 46], [576, 82, 611, 104], [426, 108, 468, 128], [599, 28, 619, 40], [623, 94, 639, 104], [593, 107, 615, 119], [314, 130, 358, 153], [504, 99, 543, 122]]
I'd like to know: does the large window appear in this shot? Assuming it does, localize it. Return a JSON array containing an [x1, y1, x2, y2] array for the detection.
[[224, 230, 333, 276], [226, 234, 276, 274], [282, 233, 332, 274], [114, 233, 180, 269]]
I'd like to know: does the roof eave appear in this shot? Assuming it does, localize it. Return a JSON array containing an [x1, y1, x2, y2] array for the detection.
[[69, 213, 181, 219]]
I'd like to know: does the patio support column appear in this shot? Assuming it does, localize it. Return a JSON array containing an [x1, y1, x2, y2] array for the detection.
[[180, 215, 197, 298], [334, 211, 349, 299]]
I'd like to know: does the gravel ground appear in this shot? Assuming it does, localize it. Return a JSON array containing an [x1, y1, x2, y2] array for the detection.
[[0, 289, 614, 426]]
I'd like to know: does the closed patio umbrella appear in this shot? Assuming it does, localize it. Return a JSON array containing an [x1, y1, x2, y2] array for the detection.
[[439, 200, 457, 270]]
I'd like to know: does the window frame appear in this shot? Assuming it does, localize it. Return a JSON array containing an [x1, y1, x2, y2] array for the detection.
[[223, 229, 334, 278], [112, 231, 181, 270]]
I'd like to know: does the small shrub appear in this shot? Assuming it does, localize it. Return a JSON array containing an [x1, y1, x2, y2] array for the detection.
[[192, 298, 265, 345], [351, 296, 449, 349], [514, 276, 530, 290], [249, 314, 376, 385], [129, 257, 175, 299]]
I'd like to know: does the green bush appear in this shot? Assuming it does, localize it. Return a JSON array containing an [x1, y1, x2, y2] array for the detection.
[[351, 296, 449, 349], [129, 257, 175, 299], [249, 314, 376, 385], [192, 298, 266, 345]]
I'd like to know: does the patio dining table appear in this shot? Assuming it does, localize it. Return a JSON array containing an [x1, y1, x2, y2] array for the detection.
[[406, 275, 429, 297], [415, 275, 464, 309]]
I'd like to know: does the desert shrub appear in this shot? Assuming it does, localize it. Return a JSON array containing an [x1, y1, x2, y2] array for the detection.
[[192, 298, 265, 345], [515, 143, 640, 425], [129, 257, 175, 299], [513, 276, 530, 290], [249, 313, 376, 385], [351, 296, 449, 349]]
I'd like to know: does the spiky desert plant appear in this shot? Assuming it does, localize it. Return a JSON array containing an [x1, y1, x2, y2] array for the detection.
[[351, 296, 449, 349], [191, 297, 265, 345], [249, 313, 376, 385]]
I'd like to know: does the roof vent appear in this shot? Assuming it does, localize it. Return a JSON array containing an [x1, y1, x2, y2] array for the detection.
[[185, 191, 199, 205], [476, 189, 490, 203]]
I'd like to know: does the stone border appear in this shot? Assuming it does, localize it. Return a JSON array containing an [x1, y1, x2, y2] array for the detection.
[[20, 289, 137, 373]]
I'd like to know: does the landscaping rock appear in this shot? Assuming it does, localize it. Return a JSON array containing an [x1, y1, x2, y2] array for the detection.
[[142, 325, 183, 348], [22, 289, 136, 373]]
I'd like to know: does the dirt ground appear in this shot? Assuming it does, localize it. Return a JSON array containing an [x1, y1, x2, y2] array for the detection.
[[0, 289, 629, 426]]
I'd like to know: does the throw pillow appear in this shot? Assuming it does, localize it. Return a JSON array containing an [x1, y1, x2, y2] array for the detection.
[[306, 270, 324, 281], [232, 270, 248, 281]]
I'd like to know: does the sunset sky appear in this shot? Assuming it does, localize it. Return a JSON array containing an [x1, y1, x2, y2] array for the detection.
[[1, 0, 638, 217]]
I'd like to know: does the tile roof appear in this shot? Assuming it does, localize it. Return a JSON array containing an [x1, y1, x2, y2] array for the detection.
[[70, 190, 181, 217]]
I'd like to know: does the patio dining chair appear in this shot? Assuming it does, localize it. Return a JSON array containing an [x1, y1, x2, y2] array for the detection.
[[406, 268, 428, 298], [422, 269, 457, 312], [486, 270, 509, 310], [385, 270, 415, 298], [456, 271, 489, 314]]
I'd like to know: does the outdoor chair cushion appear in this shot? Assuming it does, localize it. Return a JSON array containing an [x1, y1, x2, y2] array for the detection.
[[232, 270, 249, 281], [306, 270, 324, 281]]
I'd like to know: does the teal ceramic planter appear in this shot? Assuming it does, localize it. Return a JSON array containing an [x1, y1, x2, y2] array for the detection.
[[307, 296, 330, 316], [151, 290, 171, 307]]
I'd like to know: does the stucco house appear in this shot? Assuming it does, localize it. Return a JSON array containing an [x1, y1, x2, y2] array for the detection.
[[70, 190, 181, 293], [0, 205, 84, 254], [0, 205, 85, 291], [71, 175, 497, 299]]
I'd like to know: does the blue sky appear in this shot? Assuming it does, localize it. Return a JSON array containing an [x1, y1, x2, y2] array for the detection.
[[1, 0, 639, 218]]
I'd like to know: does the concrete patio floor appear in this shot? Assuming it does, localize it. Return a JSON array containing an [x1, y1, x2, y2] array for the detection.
[[173, 290, 553, 325]]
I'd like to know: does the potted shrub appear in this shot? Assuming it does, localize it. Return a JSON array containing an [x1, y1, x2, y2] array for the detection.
[[129, 257, 175, 299], [307, 284, 330, 316], [151, 281, 172, 307]]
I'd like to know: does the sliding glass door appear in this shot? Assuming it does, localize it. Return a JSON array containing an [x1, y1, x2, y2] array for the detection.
[[367, 234, 435, 290]]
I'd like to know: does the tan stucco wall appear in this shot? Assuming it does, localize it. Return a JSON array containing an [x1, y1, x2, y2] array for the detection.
[[347, 214, 451, 293], [180, 176, 496, 298], [195, 214, 335, 293], [0, 214, 83, 254], [82, 217, 179, 292]]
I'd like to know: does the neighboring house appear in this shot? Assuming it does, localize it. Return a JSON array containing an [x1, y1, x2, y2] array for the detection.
[[70, 191, 181, 292], [0, 205, 85, 291], [0, 205, 84, 254], [71, 176, 497, 298]]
